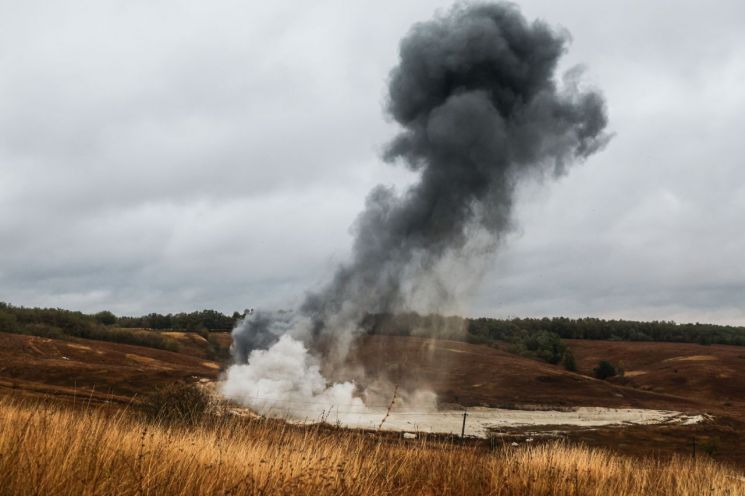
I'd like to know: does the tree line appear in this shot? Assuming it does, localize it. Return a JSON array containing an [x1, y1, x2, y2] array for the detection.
[[467, 316, 745, 346], [0, 302, 180, 351], [115, 309, 243, 331], [364, 312, 745, 370], [362, 312, 745, 347], [2, 302, 744, 356]]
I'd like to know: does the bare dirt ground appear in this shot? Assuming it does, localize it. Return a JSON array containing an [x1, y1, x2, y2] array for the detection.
[[302, 406, 707, 438]]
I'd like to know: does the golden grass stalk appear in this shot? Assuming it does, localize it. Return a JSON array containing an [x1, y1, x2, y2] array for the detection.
[[0, 397, 743, 495]]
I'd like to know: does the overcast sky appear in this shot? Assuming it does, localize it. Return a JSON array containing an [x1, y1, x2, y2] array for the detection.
[[1, 0, 744, 324]]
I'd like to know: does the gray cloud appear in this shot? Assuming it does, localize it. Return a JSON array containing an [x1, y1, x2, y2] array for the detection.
[[1, 0, 744, 325]]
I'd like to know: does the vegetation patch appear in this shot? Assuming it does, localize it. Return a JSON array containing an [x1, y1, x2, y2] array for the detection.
[[0, 303, 181, 352]]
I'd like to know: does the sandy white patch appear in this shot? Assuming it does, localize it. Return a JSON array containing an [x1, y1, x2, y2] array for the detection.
[[327, 407, 708, 437], [624, 370, 647, 377], [248, 404, 708, 438], [664, 355, 717, 362]]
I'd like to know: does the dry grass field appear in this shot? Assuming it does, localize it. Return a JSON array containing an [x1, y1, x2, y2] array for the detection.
[[350, 335, 703, 411], [3, 330, 745, 466], [567, 339, 745, 414], [0, 331, 222, 404], [1, 397, 744, 496]]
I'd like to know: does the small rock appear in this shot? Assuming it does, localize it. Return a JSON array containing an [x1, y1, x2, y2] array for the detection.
[[403, 432, 417, 439]]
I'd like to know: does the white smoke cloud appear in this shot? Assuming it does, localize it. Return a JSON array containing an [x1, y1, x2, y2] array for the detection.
[[221, 334, 367, 419]]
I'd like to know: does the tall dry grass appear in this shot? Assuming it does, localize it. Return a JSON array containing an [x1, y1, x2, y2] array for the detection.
[[0, 397, 743, 496]]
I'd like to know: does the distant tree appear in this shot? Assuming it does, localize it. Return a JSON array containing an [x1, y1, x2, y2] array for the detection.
[[146, 313, 173, 330], [562, 349, 577, 372], [94, 310, 117, 326], [593, 360, 617, 380], [508, 330, 566, 365], [466, 316, 745, 347]]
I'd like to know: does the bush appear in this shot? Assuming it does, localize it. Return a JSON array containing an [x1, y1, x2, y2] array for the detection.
[[593, 360, 617, 380], [0, 311, 18, 333], [196, 326, 210, 340], [562, 349, 577, 372], [141, 382, 211, 425], [699, 437, 720, 456], [20, 323, 66, 340]]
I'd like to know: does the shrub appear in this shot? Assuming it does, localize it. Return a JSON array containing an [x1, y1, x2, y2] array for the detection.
[[594, 360, 617, 380], [562, 349, 577, 372], [141, 382, 211, 425], [196, 326, 210, 340], [20, 323, 66, 340], [0, 310, 18, 332], [699, 437, 720, 457], [78, 327, 181, 352]]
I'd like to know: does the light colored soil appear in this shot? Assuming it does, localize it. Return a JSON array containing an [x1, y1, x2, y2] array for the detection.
[[282, 406, 708, 438]]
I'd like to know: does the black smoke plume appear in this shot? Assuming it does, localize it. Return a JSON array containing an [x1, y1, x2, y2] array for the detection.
[[232, 2, 609, 365]]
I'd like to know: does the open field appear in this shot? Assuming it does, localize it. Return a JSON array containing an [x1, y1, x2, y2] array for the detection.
[[2, 397, 744, 496], [2, 330, 745, 466], [567, 339, 745, 415]]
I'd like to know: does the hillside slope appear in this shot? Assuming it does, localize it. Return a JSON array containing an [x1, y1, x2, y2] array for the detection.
[[568, 339, 745, 416], [5, 330, 744, 417], [0, 332, 221, 403], [347, 335, 703, 413]]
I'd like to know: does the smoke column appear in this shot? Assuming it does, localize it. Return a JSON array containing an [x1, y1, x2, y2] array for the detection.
[[222, 2, 609, 416]]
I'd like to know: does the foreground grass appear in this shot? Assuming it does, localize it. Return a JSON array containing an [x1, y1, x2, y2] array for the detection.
[[1, 398, 743, 495]]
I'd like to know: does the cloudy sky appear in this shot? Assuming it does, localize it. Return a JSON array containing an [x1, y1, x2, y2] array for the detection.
[[1, 0, 743, 324]]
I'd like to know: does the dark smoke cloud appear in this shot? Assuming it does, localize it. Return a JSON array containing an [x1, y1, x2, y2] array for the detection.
[[233, 1, 609, 361]]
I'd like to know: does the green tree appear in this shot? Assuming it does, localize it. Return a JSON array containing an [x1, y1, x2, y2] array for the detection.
[[508, 330, 567, 365], [94, 310, 117, 325], [562, 349, 577, 372], [593, 360, 617, 380]]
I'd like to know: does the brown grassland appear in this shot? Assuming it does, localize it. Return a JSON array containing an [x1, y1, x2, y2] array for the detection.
[[1, 396, 744, 496], [3, 330, 745, 494]]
